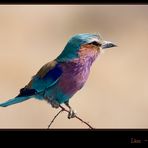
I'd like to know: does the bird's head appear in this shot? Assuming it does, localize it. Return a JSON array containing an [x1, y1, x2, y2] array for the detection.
[[57, 33, 117, 62]]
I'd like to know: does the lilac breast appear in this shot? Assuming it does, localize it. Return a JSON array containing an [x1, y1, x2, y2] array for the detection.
[[58, 52, 99, 96]]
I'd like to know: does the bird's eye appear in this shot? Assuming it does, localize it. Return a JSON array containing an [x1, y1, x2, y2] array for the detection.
[[89, 41, 101, 46]]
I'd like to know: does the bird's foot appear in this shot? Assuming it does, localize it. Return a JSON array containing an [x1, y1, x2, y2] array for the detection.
[[64, 101, 77, 119], [50, 100, 60, 109], [68, 108, 77, 119]]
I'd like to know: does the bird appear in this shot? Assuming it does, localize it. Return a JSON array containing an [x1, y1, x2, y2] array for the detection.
[[0, 33, 117, 118]]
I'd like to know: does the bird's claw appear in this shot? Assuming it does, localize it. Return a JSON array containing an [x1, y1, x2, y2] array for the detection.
[[68, 109, 77, 119]]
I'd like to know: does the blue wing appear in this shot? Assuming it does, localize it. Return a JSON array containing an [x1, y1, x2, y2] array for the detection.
[[0, 60, 63, 107], [26, 60, 63, 93]]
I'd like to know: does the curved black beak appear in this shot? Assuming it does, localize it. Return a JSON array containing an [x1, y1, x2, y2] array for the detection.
[[101, 41, 117, 49]]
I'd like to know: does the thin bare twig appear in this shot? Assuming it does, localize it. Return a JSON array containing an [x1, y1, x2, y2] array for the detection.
[[48, 105, 94, 129], [48, 108, 64, 128], [59, 105, 94, 129]]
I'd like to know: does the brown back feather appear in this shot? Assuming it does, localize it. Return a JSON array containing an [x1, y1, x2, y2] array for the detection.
[[26, 60, 57, 89]]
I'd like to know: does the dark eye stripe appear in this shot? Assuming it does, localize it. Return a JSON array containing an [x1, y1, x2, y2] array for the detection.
[[89, 41, 101, 46]]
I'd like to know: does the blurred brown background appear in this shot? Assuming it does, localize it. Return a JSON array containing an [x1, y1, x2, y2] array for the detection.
[[0, 5, 148, 128]]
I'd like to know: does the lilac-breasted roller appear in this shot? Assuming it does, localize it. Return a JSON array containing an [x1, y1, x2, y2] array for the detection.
[[0, 33, 116, 118]]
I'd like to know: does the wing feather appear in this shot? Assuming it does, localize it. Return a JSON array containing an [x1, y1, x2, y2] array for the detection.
[[26, 60, 62, 92]]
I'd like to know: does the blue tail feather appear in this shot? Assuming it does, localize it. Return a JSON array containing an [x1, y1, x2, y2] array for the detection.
[[0, 96, 31, 107]]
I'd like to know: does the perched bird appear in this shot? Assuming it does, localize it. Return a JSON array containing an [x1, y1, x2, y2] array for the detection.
[[0, 33, 116, 118]]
